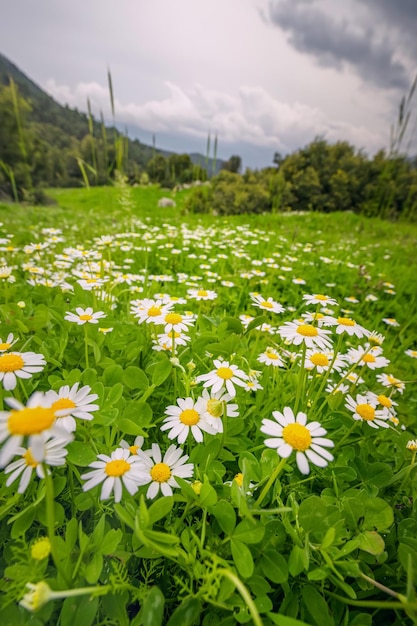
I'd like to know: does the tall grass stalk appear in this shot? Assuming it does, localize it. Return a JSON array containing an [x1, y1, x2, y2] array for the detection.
[[9, 77, 32, 192], [0, 161, 18, 202], [87, 98, 98, 185], [212, 133, 218, 178]]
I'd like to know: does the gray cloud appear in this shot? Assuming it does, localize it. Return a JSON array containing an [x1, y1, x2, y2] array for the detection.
[[267, 0, 413, 90]]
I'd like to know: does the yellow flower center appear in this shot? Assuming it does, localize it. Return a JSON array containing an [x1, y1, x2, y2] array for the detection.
[[356, 404, 375, 421], [234, 472, 244, 487], [51, 398, 76, 413], [105, 459, 131, 477], [282, 423, 312, 451], [297, 324, 318, 337], [23, 448, 39, 468], [315, 294, 328, 301], [150, 462, 171, 482], [147, 306, 162, 317], [337, 317, 355, 326], [377, 395, 392, 408], [197, 290, 208, 297], [31, 537, 51, 561], [0, 342, 11, 350], [180, 408, 200, 426], [8, 407, 56, 435], [310, 353, 329, 367], [362, 353, 376, 363], [79, 314, 93, 321], [260, 301, 273, 308], [216, 367, 234, 379], [129, 445, 139, 454], [165, 313, 183, 324], [265, 351, 279, 360], [207, 398, 223, 418], [387, 375, 402, 387], [0, 353, 24, 372]]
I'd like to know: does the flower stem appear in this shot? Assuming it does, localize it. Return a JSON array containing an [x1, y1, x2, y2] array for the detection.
[[217, 569, 263, 626], [43, 466, 69, 586], [83, 324, 89, 368], [255, 456, 287, 507]]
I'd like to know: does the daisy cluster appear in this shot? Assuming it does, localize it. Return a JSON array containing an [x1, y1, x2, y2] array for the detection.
[[0, 214, 414, 505]]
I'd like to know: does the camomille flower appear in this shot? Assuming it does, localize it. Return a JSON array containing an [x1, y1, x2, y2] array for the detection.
[[323, 316, 369, 338], [196, 389, 239, 433], [48, 383, 99, 432], [260, 407, 334, 475], [0, 333, 18, 352], [278, 320, 332, 350], [64, 306, 106, 325], [302, 293, 338, 307], [196, 359, 248, 398], [345, 394, 389, 429], [81, 448, 143, 502], [0, 351, 46, 391], [135, 443, 194, 499], [250, 293, 285, 314], [4, 432, 73, 493], [161, 397, 216, 443], [0, 393, 67, 467]]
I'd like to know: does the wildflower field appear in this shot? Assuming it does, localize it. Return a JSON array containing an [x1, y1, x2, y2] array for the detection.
[[0, 188, 417, 626]]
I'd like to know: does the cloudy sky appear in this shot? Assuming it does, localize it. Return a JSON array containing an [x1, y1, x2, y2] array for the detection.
[[1, 0, 417, 168]]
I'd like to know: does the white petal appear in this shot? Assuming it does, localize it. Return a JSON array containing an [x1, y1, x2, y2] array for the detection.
[[296, 452, 310, 475]]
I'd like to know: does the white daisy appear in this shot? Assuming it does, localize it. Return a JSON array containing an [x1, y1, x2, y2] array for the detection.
[[161, 397, 216, 443], [120, 436, 145, 455], [260, 407, 334, 475], [257, 348, 285, 368], [135, 443, 194, 499], [346, 346, 390, 370], [0, 393, 67, 468], [278, 321, 332, 350], [250, 293, 285, 314], [196, 359, 248, 398], [302, 294, 338, 307], [304, 349, 346, 374], [187, 288, 217, 301], [81, 448, 143, 503], [4, 432, 73, 493], [345, 394, 389, 429], [0, 351, 46, 391], [322, 316, 369, 338], [162, 311, 196, 334], [405, 349, 417, 359], [0, 333, 18, 352], [376, 373, 405, 394], [64, 307, 106, 325], [48, 383, 99, 432], [382, 318, 400, 327], [195, 389, 239, 433], [130, 298, 172, 325]]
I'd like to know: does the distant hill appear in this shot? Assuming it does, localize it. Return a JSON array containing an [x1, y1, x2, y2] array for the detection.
[[0, 52, 225, 195]]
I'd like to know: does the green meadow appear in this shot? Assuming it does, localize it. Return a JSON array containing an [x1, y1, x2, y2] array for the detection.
[[0, 187, 417, 626]]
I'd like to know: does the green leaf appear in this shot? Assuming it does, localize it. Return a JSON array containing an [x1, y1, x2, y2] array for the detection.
[[232, 519, 265, 544], [199, 482, 217, 507], [209, 500, 236, 535], [103, 363, 123, 385], [150, 358, 172, 386], [148, 497, 174, 525], [142, 587, 165, 626], [166, 597, 201, 626], [298, 496, 328, 536], [100, 528, 123, 554], [288, 545, 309, 577], [114, 503, 135, 530], [123, 365, 149, 390], [85, 551, 103, 584], [268, 614, 313, 626], [245, 315, 269, 333], [260, 551, 288, 584], [60, 595, 99, 626], [67, 441, 97, 466], [10, 507, 35, 538], [356, 531, 385, 555], [105, 382, 124, 405], [363, 498, 393, 531], [231, 539, 254, 578], [301, 586, 334, 626], [118, 417, 147, 436]]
